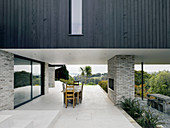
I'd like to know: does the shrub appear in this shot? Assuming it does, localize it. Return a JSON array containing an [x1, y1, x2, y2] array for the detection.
[[120, 97, 143, 120], [87, 82, 96, 85], [98, 80, 108, 93], [120, 97, 164, 128], [60, 79, 74, 85], [137, 109, 164, 128]]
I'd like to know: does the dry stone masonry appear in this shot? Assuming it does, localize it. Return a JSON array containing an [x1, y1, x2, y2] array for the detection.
[[0, 50, 14, 110], [44, 63, 49, 94], [49, 67, 55, 88], [108, 55, 135, 104]]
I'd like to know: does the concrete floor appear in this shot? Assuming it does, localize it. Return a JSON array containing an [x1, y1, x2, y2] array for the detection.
[[17, 81, 136, 128]]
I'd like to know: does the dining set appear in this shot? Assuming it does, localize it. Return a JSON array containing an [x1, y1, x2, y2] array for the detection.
[[62, 81, 84, 108]]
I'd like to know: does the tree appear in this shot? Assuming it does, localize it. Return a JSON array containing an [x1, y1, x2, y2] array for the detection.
[[80, 66, 92, 84], [69, 75, 75, 81], [55, 65, 69, 80], [80, 67, 85, 83], [14, 71, 31, 88], [135, 70, 151, 85], [85, 66, 92, 77], [147, 71, 170, 96]]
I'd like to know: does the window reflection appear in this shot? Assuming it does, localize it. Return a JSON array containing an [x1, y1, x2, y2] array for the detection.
[[14, 57, 31, 106], [70, 0, 82, 34], [14, 57, 42, 107], [32, 62, 41, 98]]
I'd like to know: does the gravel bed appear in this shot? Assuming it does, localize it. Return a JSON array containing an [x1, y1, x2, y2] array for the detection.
[[136, 97, 170, 128]]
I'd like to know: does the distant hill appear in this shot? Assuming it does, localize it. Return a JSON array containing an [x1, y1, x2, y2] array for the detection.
[[70, 73, 79, 76], [73, 73, 107, 85]]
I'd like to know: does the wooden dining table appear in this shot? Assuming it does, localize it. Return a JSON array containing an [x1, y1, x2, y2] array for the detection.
[[63, 85, 82, 104]]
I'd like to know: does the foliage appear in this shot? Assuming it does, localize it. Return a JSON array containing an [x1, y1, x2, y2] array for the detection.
[[69, 75, 75, 81], [80, 67, 85, 76], [147, 71, 170, 96], [85, 66, 92, 77], [120, 97, 143, 120], [73, 73, 107, 85], [14, 71, 41, 88], [87, 82, 96, 85], [137, 109, 164, 128], [135, 70, 151, 86], [55, 65, 69, 80], [120, 97, 164, 128], [14, 71, 31, 88], [60, 78, 74, 85], [80, 66, 92, 84], [135, 84, 149, 98], [135, 70, 170, 97], [98, 80, 108, 93], [32, 76, 41, 85], [91, 73, 101, 77]]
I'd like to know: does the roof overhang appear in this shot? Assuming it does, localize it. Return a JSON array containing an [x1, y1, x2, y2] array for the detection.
[[2, 49, 170, 65]]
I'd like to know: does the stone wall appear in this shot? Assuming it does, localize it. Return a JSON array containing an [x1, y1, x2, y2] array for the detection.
[[108, 55, 135, 104], [44, 63, 49, 94], [49, 67, 55, 87], [0, 50, 14, 110]]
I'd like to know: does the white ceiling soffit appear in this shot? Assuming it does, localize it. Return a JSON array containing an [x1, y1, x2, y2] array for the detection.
[[2, 49, 170, 65]]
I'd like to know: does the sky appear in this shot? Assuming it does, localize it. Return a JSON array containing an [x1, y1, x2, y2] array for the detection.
[[67, 64, 170, 76], [15, 64, 170, 76], [66, 65, 107, 76]]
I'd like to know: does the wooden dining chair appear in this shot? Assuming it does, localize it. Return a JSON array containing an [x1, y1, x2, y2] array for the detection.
[[79, 83, 84, 103], [73, 81, 79, 86], [65, 84, 76, 108]]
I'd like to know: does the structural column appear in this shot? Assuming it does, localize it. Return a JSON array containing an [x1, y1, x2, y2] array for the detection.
[[44, 63, 49, 94], [108, 55, 135, 104], [0, 50, 14, 110], [49, 67, 55, 88]]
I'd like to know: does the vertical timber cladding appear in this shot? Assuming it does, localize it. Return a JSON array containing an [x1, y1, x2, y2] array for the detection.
[[108, 55, 135, 104], [1, 0, 170, 48], [0, 50, 14, 110]]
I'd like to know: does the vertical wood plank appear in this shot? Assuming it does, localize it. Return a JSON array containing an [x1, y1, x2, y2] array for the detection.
[[156, 0, 160, 47], [163, 0, 167, 47], [123, 0, 128, 47], [120, 0, 124, 47], [149, 0, 152, 48], [138, 0, 142, 48], [160, 0, 163, 48], [167, 0, 170, 47], [152, 0, 156, 47], [131, 0, 135, 47], [127, 0, 131, 47], [141, 0, 145, 48], [32, 0, 37, 47], [134, 0, 138, 47], [145, 0, 149, 48], [3, 0, 7, 47], [18, 0, 22, 47], [0, 0, 4, 47], [7, 0, 11, 46]]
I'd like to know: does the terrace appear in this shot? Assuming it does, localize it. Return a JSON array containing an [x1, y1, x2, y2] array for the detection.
[[0, 81, 139, 128]]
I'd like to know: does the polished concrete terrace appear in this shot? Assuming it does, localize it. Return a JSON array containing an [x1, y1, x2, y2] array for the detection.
[[15, 81, 137, 128]]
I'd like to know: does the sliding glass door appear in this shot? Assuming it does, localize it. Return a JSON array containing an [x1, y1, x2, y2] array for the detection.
[[14, 57, 32, 106], [14, 56, 42, 107]]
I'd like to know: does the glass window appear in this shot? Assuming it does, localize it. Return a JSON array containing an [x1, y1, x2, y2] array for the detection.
[[70, 0, 82, 34], [14, 57, 31, 106], [32, 62, 41, 98], [14, 56, 42, 107]]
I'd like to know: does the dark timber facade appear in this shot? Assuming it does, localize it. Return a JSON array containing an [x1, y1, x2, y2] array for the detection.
[[0, 0, 170, 48], [0, 0, 170, 110]]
